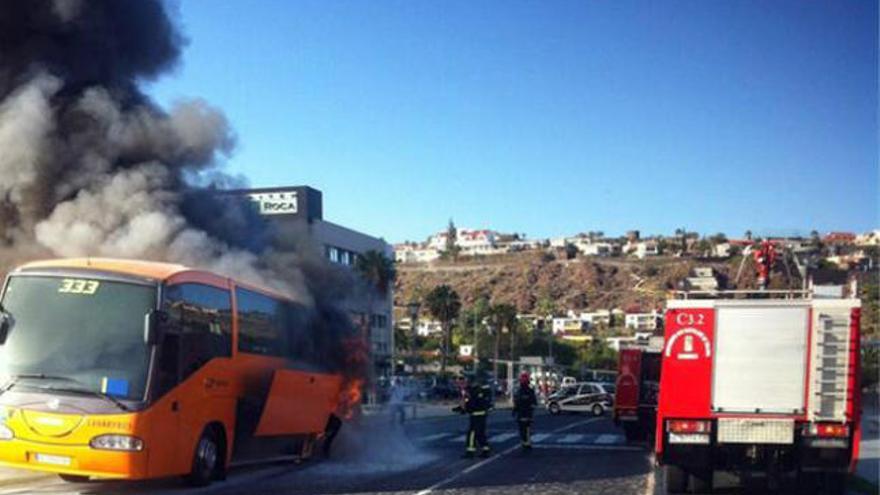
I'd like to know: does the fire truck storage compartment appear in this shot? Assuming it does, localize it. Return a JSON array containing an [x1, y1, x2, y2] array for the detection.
[[712, 305, 809, 414]]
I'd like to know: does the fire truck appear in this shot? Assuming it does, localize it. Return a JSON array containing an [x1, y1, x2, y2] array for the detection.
[[614, 336, 663, 443], [655, 289, 861, 494]]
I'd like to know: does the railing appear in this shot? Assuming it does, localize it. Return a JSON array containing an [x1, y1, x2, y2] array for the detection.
[[671, 289, 813, 300]]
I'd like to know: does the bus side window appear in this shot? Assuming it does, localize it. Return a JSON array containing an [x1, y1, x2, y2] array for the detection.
[[282, 301, 313, 363], [236, 288, 287, 357], [160, 283, 232, 392]]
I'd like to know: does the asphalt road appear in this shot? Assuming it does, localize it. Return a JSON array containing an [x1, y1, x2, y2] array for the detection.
[[0, 410, 863, 495]]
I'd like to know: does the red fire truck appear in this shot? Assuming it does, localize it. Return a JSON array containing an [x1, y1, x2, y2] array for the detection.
[[614, 336, 663, 443], [655, 290, 861, 494]]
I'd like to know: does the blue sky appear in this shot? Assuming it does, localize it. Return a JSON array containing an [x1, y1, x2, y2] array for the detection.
[[149, 0, 878, 243]]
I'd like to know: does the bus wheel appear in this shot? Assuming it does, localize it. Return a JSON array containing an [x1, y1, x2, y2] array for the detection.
[[664, 465, 688, 494], [187, 428, 220, 487], [58, 474, 90, 483]]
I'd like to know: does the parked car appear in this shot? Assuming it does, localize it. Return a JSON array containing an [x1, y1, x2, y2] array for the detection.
[[546, 382, 612, 416]]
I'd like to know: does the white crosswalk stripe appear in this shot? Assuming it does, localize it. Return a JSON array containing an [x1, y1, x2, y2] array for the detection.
[[488, 432, 518, 443], [557, 433, 585, 444], [530, 433, 551, 443], [419, 433, 453, 442], [594, 433, 622, 445], [425, 430, 626, 447]]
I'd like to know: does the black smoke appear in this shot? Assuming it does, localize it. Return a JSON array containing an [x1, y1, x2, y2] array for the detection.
[[0, 0, 367, 386]]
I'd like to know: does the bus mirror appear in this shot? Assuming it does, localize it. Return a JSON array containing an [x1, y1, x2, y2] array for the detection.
[[144, 310, 166, 346], [0, 311, 10, 345]]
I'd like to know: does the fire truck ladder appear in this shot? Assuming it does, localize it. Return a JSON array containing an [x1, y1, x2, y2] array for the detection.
[[811, 313, 852, 422]]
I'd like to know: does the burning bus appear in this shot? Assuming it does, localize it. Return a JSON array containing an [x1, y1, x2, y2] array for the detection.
[[0, 258, 361, 485]]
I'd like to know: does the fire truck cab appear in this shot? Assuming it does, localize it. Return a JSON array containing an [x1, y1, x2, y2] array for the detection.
[[614, 336, 663, 443], [655, 290, 861, 494]]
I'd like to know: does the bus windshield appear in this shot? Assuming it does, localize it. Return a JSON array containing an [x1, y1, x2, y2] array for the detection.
[[0, 275, 156, 402]]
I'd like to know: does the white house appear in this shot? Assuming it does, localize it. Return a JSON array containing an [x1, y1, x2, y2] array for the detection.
[[625, 311, 659, 331], [856, 230, 880, 247], [552, 317, 587, 335], [394, 244, 441, 263]]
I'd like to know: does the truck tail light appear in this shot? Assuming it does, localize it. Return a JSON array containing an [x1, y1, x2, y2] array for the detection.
[[667, 419, 711, 445], [667, 419, 711, 434], [804, 422, 849, 438]]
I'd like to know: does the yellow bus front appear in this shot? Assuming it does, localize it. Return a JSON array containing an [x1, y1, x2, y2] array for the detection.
[[0, 271, 162, 479]]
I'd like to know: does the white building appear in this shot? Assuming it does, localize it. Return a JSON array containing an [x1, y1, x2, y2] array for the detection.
[[686, 267, 719, 291], [856, 230, 880, 246], [552, 317, 588, 335], [626, 240, 659, 259], [625, 311, 659, 331], [579, 310, 612, 328], [394, 244, 441, 264]]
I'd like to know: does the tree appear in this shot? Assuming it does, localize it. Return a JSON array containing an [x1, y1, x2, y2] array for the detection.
[[354, 250, 396, 351], [443, 219, 461, 261], [355, 250, 396, 294], [535, 294, 558, 363], [745, 230, 753, 241], [425, 285, 462, 374], [487, 303, 518, 377]]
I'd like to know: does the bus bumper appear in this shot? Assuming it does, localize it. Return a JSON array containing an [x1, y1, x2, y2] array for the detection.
[[0, 439, 149, 479]]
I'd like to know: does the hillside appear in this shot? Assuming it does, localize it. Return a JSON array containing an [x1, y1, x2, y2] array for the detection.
[[394, 251, 792, 314]]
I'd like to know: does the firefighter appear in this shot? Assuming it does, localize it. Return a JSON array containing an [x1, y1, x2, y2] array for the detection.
[[453, 372, 493, 458], [512, 371, 537, 449]]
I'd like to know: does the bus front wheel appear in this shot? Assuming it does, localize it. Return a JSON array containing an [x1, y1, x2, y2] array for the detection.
[[187, 428, 221, 487]]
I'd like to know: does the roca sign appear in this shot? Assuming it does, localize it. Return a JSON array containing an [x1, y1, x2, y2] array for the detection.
[[248, 192, 299, 216]]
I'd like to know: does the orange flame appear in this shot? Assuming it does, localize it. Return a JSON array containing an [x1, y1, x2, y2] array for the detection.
[[336, 335, 370, 420]]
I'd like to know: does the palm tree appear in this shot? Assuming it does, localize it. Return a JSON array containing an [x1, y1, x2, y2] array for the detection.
[[535, 295, 558, 364], [425, 285, 462, 374], [355, 250, 396, 294], [354, 250, 396, 356], [487, 303, 518, 377]]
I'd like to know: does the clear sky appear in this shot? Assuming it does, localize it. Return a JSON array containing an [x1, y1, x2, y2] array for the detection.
[[149, 0, 878, 243]]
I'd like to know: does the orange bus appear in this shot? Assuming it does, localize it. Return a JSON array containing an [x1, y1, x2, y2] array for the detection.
[[0, 258, 351, 485]]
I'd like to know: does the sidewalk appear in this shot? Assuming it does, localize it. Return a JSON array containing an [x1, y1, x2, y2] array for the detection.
[[856, 393, 879, 489]]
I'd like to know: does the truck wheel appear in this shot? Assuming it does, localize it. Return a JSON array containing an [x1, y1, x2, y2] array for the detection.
[[187, 428, 220, 487], [549, 402, 561, 415], [58, 474, 90, 483], [664, 465, 688, 494], [692, 469, 713, 493], [591, 403, 604, 416]]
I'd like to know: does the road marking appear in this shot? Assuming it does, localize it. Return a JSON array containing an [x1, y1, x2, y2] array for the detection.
[[531, 444, 643, 452], [595, 433, 623, 445], [413, 443, 520, 495], [531, 433, 551, 443], [557, 433, 585, 444], [645, 453, 657, 495], [450, 435, 465, 443], [419, 433, 452, 442], [553, 417, 603, 433], [413, 416, 605, 495], [488, 432, 517, 443]]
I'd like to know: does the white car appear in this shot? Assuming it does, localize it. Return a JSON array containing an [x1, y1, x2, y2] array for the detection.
[[546, 382, 612, 416]]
